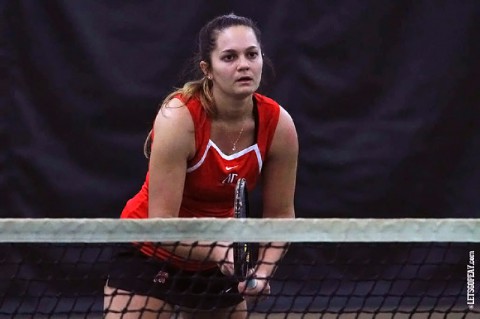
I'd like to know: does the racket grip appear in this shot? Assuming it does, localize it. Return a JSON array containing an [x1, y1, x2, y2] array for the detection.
[[246, 278, 257, 289]]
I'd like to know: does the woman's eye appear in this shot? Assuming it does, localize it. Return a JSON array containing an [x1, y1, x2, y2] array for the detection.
[[222, 55, 235, 61], [248, 52, 259, 59]]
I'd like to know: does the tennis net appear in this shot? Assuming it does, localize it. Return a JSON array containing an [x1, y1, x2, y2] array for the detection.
[[0, 218, 478, 318]]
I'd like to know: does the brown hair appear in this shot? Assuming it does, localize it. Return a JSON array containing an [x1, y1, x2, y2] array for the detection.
[[144, 14, 267, 158]]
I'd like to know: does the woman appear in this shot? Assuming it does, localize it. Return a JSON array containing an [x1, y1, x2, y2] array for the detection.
[[104, 13, 298, 319]]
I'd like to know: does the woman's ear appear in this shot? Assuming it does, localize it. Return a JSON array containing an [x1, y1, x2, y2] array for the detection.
[[200, 61, 209, 77]]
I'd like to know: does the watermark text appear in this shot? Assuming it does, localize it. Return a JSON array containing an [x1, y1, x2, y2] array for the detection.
[[467, 250, 475, 309]]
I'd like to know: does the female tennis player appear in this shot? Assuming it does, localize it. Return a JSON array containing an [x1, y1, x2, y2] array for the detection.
[[104, 13, 298, 319]]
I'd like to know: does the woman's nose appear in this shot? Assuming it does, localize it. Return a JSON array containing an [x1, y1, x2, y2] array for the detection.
[[237, 55, 250, 70]]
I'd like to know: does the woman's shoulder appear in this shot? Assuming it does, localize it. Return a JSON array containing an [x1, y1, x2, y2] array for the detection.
[[154, 95, 196, 129], [172, 93, 201, 107], [254, 92, 280, 108]]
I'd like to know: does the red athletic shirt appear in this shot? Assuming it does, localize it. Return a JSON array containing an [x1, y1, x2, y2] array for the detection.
[[120, 92, 280, 270]]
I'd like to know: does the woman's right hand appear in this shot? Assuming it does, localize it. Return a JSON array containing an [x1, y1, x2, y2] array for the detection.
[[214, 242, 235, 276]]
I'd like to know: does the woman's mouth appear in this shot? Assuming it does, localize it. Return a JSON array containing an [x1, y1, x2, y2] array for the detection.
[[236, 76, 253, 83]]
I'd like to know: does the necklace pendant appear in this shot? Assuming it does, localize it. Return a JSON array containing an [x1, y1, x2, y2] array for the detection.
[[229, 118, 246, 153]]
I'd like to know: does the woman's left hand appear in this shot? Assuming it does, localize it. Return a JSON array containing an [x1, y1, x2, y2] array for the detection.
[[237, 274, 271, 302]]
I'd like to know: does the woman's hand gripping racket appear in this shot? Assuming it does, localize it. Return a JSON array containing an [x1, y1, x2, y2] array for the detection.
[[233, 178, 257, 289]]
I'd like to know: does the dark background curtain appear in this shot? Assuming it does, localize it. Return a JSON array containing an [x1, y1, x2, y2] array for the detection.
[[1, 0, 479, 315]]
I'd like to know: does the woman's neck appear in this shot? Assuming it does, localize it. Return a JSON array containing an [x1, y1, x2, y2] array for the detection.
[[213, 94, 254, 122]]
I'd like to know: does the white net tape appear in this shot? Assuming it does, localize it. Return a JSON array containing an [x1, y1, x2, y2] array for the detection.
[[0, 218, 479, 243]]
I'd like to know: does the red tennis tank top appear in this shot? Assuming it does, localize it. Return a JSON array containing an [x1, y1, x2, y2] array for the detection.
[[121, 92, 280, 270]]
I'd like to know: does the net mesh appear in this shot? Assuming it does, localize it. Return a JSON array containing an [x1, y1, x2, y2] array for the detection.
[[0, 218, 478, 318]]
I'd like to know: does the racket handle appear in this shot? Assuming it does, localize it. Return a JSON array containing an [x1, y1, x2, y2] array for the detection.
[[246, 278, 257, 289]]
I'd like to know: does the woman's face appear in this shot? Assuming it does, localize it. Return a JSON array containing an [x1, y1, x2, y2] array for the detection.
[[208, 25, 263, 100]]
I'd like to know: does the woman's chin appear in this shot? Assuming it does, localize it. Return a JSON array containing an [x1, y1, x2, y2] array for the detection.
[[231, 87, 257, 99]]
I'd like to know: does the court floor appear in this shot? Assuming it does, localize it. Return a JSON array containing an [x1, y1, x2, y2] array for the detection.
[[6, 313, 477, 319], [248, 312, 477, 319]]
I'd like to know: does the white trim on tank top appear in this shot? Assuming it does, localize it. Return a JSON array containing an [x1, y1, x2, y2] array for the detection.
[[186, 140, 263, 173]]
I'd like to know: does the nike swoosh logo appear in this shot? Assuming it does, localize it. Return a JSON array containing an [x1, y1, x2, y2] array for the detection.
[[226, 166, 238, 171]]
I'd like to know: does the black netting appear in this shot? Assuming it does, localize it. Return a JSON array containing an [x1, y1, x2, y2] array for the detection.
[[1, 242, 477, 318]]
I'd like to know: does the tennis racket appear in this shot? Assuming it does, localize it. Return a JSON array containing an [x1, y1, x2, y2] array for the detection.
[[233, 178, 257, 289]]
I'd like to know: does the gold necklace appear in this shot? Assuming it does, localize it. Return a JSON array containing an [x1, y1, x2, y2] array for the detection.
[[231, 123, 245, 152]]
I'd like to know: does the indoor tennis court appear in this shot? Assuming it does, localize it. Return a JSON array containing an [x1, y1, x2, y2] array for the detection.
[[2, 1, 479, 318]]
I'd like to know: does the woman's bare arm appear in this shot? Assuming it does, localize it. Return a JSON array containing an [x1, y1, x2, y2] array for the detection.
[[249, 106, 298, 285], [148, 98, 230, 264]]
